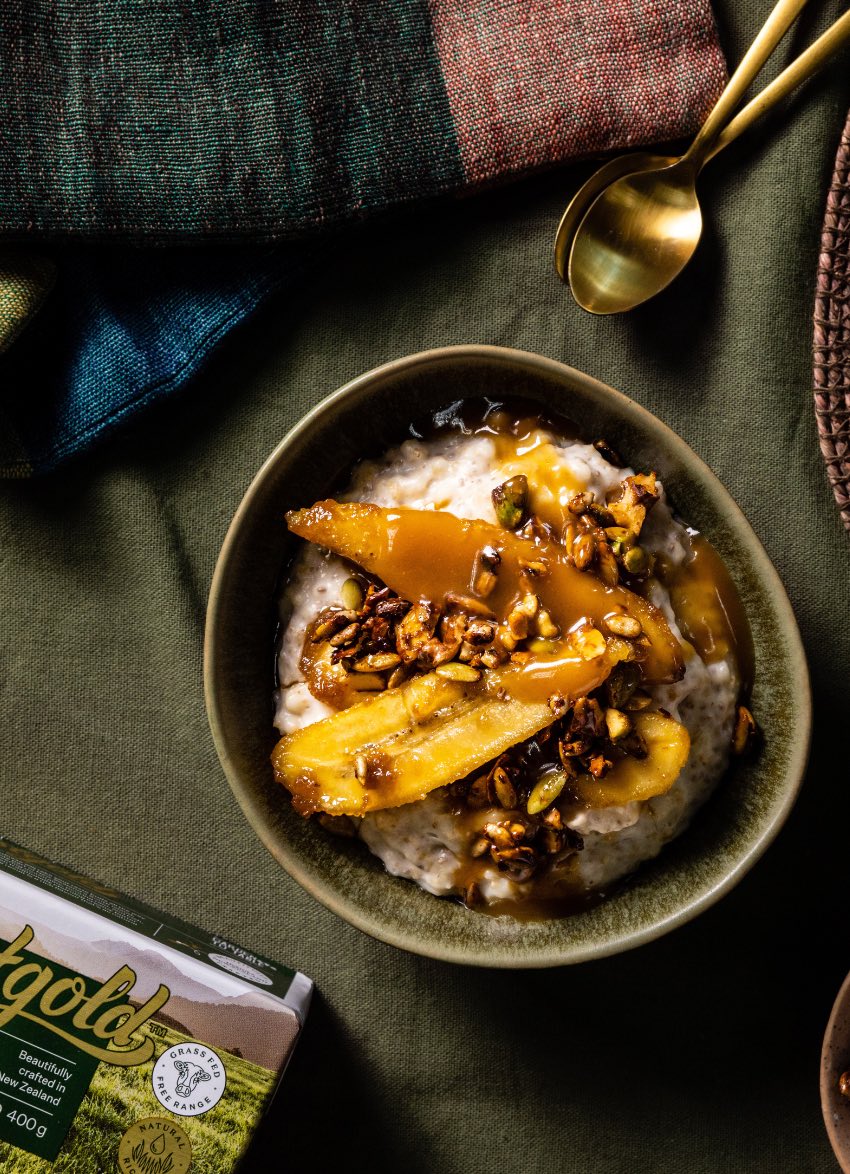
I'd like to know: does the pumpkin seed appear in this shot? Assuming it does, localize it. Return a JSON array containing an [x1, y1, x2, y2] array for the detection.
[[340, 577, 364, 612], [527, 768, 568, 814], [605, 612, 643, 638], [435, 662, 481, 683], [353, 652, 401, 672], [491, 766, 518, 809]]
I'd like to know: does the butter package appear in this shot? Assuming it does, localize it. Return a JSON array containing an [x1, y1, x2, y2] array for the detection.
[[0, 841, 311, 1172]]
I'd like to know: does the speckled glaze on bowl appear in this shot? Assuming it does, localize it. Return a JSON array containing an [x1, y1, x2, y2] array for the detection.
[[204, 345, 810, 967], [822, 970, 850, 1170]]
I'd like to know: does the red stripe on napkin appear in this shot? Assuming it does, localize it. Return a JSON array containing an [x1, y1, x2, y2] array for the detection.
[[428, 0, 727, 184]]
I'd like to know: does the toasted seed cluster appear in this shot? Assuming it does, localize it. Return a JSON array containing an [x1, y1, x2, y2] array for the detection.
[[309, 581, 414, 690], [562, 473, 660, 587], [309, 579, 516, 688], [449, 667, 655, 883]]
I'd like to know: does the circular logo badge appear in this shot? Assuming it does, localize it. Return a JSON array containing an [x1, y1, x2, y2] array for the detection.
[[118, 1117, 192, 1173], [152, 1043, 227, 1117], [207, 952, 274, 986]]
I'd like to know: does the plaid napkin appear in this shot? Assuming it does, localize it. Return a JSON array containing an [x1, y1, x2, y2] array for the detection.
[[0, 0, 726, 476]]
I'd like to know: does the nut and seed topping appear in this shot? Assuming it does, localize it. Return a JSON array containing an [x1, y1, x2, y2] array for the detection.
[[548, 693, 568, 717], [595, 539, 619, 588], [473, 569, 498, 597], [567, 491, 594, 515], [396, 601, 439, 663], [492, 845, 537, 882], [732, 705, 758, 755], [329, 622, 360, 648], [435, 662, 482, 683], [518, 558, 548, 578], [605, 663, 641, 708], [340, 577, 364, 612], [605, 613, 643, 639], [491, 475, 530, 530], [353, 652, 401, 672], [445, 591, 497, 618], [527, 768, 568, 814], [604, 708, 632, 741], [482, 821, 516, 850], [536, 609, 559, 639], [574, 627, 606, 660], [491, 766, 518, 809], [465, 616, 497, 645], [473, 545, 502, 597], [622, 545, 649, 575], [572, 532, 596, 570]]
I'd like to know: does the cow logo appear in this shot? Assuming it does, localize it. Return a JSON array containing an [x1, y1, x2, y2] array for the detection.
[[118, 1117, 192, 1173], [152, 1043, 226, 1117]]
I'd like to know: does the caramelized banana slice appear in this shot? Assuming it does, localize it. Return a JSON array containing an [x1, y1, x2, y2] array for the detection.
[[572, 711, 691, 808], [286, 501, 683, 684], [273, 660, 612, 816]]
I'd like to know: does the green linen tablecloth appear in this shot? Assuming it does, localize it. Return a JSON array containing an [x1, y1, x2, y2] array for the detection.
[[2, 3, 849, 1171]]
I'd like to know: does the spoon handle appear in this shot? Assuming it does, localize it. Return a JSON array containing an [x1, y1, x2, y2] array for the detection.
[[684, 0, 811, 168], [708, 8, 850, 161]]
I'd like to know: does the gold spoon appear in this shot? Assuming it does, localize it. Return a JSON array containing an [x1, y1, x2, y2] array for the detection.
[[565, 2, 850, 314], [554, 0, 811, 282]]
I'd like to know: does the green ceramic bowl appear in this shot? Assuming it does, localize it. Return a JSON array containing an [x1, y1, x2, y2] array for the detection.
[[204, 345, 810, 967]]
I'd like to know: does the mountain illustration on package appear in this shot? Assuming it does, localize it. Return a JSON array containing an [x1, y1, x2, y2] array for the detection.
[[0, 840, 312, 1172]]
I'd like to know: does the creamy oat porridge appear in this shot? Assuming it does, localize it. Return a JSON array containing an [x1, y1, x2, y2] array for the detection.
[[271, 405, 755, 914]]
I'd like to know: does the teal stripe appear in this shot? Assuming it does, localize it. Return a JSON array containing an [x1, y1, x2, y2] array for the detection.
[[0, 1, 466, 239]]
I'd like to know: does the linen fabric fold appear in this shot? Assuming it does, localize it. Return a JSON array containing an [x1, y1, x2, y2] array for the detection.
[[1, 0, 726, 240], [0, 0, 727, 475]]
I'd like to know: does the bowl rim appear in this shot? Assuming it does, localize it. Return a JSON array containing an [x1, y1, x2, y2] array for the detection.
[[204, 343, 811, 967], [821, 968, 850, 1171]]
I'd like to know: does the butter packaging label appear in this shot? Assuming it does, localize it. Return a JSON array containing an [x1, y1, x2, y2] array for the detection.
[[0, 841, 312, 1172]]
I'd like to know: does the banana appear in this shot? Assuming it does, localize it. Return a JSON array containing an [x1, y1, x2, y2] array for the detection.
[[272, 662, 611, 816], [571, 711, 691, 807]]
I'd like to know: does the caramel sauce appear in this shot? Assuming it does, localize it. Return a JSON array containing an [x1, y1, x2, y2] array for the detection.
[[288, 501, 683, 698], [496, 431, 584, 532], [660, 534, 754, 694], [479, 888, 606, 921]]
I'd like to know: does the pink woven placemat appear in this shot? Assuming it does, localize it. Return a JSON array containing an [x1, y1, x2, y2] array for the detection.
[[814, 110, 850, 533]]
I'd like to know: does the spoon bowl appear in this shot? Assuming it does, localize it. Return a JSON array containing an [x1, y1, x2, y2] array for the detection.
[[558, 0, 850, 314], [553, 153, 671, 281], [568, 159, 703, 314]]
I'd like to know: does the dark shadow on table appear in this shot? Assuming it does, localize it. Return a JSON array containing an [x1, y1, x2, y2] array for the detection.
[[242, 992, 439, 1174]]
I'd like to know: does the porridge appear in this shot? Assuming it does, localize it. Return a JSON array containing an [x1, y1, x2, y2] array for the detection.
[[271, 405, 755, 913]]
